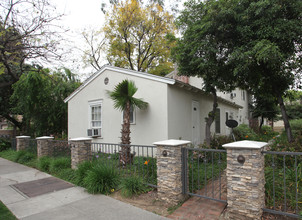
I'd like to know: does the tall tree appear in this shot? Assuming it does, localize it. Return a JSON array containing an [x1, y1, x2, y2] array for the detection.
[[107, 80, 148, 166], [0, 0, 64, 127], [10, 67, 80, 137], [174, 0, 237, 146], [103, 0, 176, 76], [81, 29, 106, 71], [177, 0, 302, 143], [251, 93, 279, 129]]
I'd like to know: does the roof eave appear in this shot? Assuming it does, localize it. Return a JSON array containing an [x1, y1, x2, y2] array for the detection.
[[64, 65, 175, 103]]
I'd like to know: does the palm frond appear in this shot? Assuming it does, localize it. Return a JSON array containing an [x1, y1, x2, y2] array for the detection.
[[107, 79, 148, 111]]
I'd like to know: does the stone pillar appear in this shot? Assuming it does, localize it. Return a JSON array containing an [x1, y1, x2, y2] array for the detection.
[[153, 139, 191, 205], [70, 137, 92, 169], [36, 136, 54, 158], [16, 136, 30, 151], [222, 140, 267, 220]]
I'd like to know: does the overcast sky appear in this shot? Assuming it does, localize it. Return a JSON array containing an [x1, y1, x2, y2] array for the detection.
[[48, 0, 184, 80], [49, 0, 106, 79]]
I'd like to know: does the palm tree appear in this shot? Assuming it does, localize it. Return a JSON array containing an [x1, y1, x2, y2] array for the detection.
[[107, 79, 148, 166]]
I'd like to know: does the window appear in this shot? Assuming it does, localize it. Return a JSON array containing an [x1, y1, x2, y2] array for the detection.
[[241, 90, 245, 101], [89, 100, 102, 128], [226, 112, 229, 122], [215, 108, 221, 133], [122, 105, 135, 124]]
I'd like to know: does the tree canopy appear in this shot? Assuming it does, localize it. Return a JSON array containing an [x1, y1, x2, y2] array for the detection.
[[103, 0, 177, 76], [174, 0, 237, 145], [10, 67, 80, 137], [175, 0, 302, 142], [0, 0, 65, 128]]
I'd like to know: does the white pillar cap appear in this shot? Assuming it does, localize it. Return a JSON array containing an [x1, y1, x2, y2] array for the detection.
[[70, 137, 93, 142], [36, 136, 54, 140], [222, 140, 268, 149], [16, 136, 31, 139], [153, 139, 191, 146]]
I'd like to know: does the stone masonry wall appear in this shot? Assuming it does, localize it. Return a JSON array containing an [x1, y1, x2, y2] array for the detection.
[[16, 136, 30, 151], [226, 148, 265, 220], [71, 139, 92, 169], [155, 140, 190, 206], [37, 137, 54, 158]]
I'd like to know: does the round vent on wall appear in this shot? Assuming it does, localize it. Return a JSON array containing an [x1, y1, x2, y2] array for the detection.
[[104, 77, 109, 85]]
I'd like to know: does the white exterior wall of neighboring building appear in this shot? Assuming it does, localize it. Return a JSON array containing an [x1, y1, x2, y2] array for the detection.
[[166, 85, 239, 145], [187, 76, 250, 126], [67, 68, 170, 145]]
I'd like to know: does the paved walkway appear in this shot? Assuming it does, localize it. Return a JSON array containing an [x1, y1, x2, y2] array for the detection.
[[0, 157, 168, 220], [168, 173, 227, 220]]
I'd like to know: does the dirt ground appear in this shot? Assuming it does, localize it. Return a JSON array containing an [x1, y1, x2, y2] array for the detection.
[[109, 189, 172, 217]]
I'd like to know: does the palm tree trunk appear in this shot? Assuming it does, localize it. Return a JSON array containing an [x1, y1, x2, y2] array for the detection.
[[120, 101, 132, 166]]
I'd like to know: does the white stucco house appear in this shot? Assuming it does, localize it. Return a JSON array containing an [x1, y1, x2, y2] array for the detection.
[[64, 65, 250, 146]]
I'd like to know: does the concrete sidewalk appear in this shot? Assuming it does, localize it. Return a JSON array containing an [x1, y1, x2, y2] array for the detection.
[[0, 157, 168, 220]]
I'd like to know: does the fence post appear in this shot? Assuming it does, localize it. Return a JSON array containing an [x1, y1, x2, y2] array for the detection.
[[222, 140, 268, 220], [16, 136, 30, 151], [153, 139, 191, 205], [36, 136, 54, 158], [70, 137, 92, 169]]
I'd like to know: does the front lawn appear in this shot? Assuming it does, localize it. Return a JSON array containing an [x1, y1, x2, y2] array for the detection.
[[0, 200, 17, 220]]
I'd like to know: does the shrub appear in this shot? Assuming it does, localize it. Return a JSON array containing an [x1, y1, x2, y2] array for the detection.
[[49, 157, 71, 173], [15, 150, 36, 164], [260, 125, 278, 136], [233, 124, 257, 140], [120, 176, 148, 198], [290, 119, 302, 137], [0, 149, 18, 161], [75, 160, 94, 186], [38, 156, 52, 172], [0, 139, 11, 152], [83, 164, 119, 194], [210, 135, 233, 149], [56, 168, 77, 184]]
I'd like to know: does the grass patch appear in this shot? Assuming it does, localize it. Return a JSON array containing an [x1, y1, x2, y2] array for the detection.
[[55, 168, 77, 184], [37, 156, 52, 172], [49, 157, 71, 173], [14, 150, 35, 163], [75, 160, 95, 186], [120, 175, 149, 198], [0, 200, 17, 220], [83, 164, 120, 194], [0, 149, 18, 161]]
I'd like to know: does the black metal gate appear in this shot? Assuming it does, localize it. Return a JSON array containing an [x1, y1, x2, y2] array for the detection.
[[263, 150, 302, 218], [181, 147, 227, 203]]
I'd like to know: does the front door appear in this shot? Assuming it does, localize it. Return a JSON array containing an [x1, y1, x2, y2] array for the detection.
[[192, 101, 201, 145]]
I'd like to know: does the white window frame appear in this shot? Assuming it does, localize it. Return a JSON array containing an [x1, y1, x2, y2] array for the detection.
[[121, 105, 136, 125], [88, 100, 102, 129]]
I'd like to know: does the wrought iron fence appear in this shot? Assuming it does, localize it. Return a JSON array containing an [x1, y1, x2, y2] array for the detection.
[[11, 138, 16, 150], [49, 140, 71, 158], [182, 147, 227, 203], [27, 139, 37, 154], [90, 143, 157, 187], [263, 151, 302, 218]]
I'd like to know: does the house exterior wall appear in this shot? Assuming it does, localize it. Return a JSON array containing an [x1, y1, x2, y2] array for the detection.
[[167, 85, 239, 145], [188, 76, 250, 126], [68, 69, 169, 145]]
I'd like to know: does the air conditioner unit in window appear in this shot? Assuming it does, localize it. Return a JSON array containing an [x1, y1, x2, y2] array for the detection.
[[230, 92, 236, 99], [87, 128, 101, 137]]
